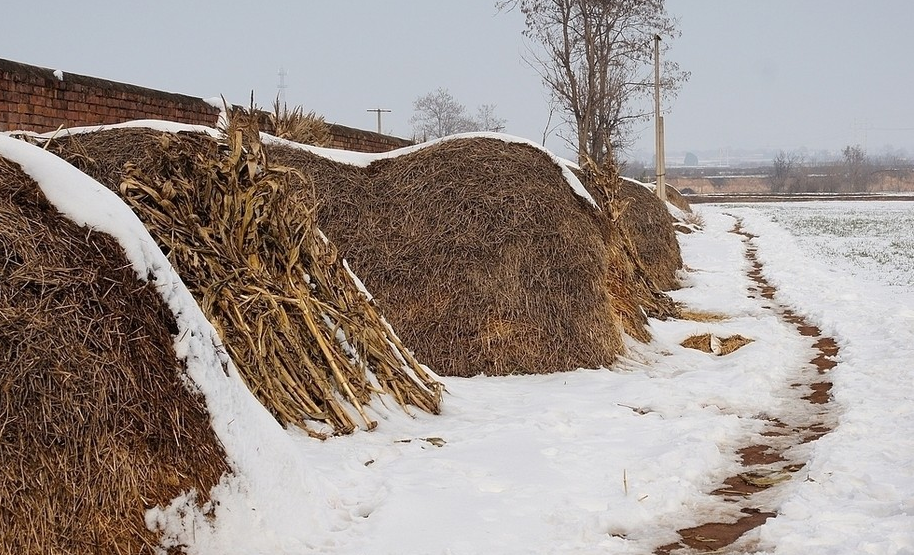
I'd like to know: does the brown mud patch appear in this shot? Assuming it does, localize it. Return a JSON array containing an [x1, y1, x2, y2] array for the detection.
[[738, 445, 785, 466], [804, 382, 833, 404], [656, 509, 776, 554]]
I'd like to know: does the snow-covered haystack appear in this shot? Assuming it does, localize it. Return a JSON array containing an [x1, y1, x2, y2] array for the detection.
[[47, 125, 442, 436], [567, 165, 681, 344], [271, 138, 644, 377], [0, 154, 229, 553], [614, 178, 683, 293], [666, 184, 691, 214]]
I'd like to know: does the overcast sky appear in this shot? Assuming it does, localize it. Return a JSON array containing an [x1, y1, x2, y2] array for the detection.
[[3, 1, 913, 162]]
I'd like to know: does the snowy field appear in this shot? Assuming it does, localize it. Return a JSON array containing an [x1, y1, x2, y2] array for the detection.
[[3, 133, 912, 555], [745, 201, 914, 289]]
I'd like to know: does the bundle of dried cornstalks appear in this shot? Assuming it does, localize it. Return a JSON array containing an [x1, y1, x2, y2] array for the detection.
[[267, 96, 332, 146], [568, 160, 682, 343], [48, 121, 441, 435]]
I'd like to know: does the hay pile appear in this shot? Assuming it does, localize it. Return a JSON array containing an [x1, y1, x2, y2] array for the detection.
[[271, 138, 667, 376], [665, 185, 692, 214], [0, 155, 228, 554], [613, 178, 683, 292], [47, 125, 441, 435]]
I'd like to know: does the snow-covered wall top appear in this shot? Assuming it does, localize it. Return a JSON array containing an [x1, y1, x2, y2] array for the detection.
[[0, 57, 411, 153]]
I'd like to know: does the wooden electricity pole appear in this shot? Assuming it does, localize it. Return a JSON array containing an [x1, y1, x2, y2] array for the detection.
[[653, 35, 667, 202], [367, 108, 391, 134]]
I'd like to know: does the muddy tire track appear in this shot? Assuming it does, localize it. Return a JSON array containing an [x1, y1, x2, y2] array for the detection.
[[656, 221, 839, 554]]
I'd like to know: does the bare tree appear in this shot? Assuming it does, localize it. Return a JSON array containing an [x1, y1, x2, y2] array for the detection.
[[842, 144, 870, 192], [498, 0, 687, 166], [410, 89, 509, 140], [770, 150, 806, 193], [475, 104, 508, 132], [410, 88, 479, 140]]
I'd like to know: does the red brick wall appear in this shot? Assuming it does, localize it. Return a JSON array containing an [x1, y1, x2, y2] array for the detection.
[[0, 58, 411, 153], [0, 58, 220, 132], [328, 123, 412, 153]]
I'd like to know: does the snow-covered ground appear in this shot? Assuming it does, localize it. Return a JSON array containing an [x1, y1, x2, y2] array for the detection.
[[3, 131, 912, 554], [747, 201, 914, 289], [722, 203, 914, 555], [181, 202, 913, 554]]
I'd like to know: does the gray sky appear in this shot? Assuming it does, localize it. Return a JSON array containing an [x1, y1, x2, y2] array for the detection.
[[3, 1, 913, 162]]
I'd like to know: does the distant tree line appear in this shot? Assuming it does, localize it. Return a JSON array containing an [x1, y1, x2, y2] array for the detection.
[[624, 145, 914, 194], [768, 145, 913, 193]]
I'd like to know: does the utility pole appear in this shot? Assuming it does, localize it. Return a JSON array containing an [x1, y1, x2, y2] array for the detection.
[[367, 108, 391, 134], [277, 67, 288, 106], [653, 35, 667, 202]]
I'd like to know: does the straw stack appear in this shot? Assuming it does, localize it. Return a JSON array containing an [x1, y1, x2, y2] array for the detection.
[[0, 154, 228, 554]]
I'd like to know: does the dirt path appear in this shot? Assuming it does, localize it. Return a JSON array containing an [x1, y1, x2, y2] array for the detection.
[[655, 220, 839, 554]]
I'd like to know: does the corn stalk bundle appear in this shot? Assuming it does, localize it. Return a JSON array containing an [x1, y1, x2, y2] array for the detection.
[[575, 160, 682, 341], [49, 123, 441, 436], [267, 97, 332, 146]]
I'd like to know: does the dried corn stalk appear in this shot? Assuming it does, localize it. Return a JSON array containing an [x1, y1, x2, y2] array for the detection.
[[114, 120, 440, 436]]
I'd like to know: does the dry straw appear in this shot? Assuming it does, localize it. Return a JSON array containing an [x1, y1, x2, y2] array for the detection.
[[48, 117, 442, 435], [0, 156, 228, 554], [678, 309, 729, 323], [271, 139, 682, 376], [267, 96, 332, 146], [681, 333, 753, 355], [575, 160, 682, 341]]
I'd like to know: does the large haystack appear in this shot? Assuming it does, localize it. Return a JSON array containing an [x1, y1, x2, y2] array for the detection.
[[271, 138, 629, 377], [666, 185, 692, 214], [566, 164, 681, 343], [615, 178, 683, 292], [0, 155, 228, 554], [47, 126, 441, 435]]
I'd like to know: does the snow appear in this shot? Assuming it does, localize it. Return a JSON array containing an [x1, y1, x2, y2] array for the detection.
[[720, 203, 914, 554], [3, 128, 913, 553], [262, 130, 599, 209], [32, 119, 219, 138]]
